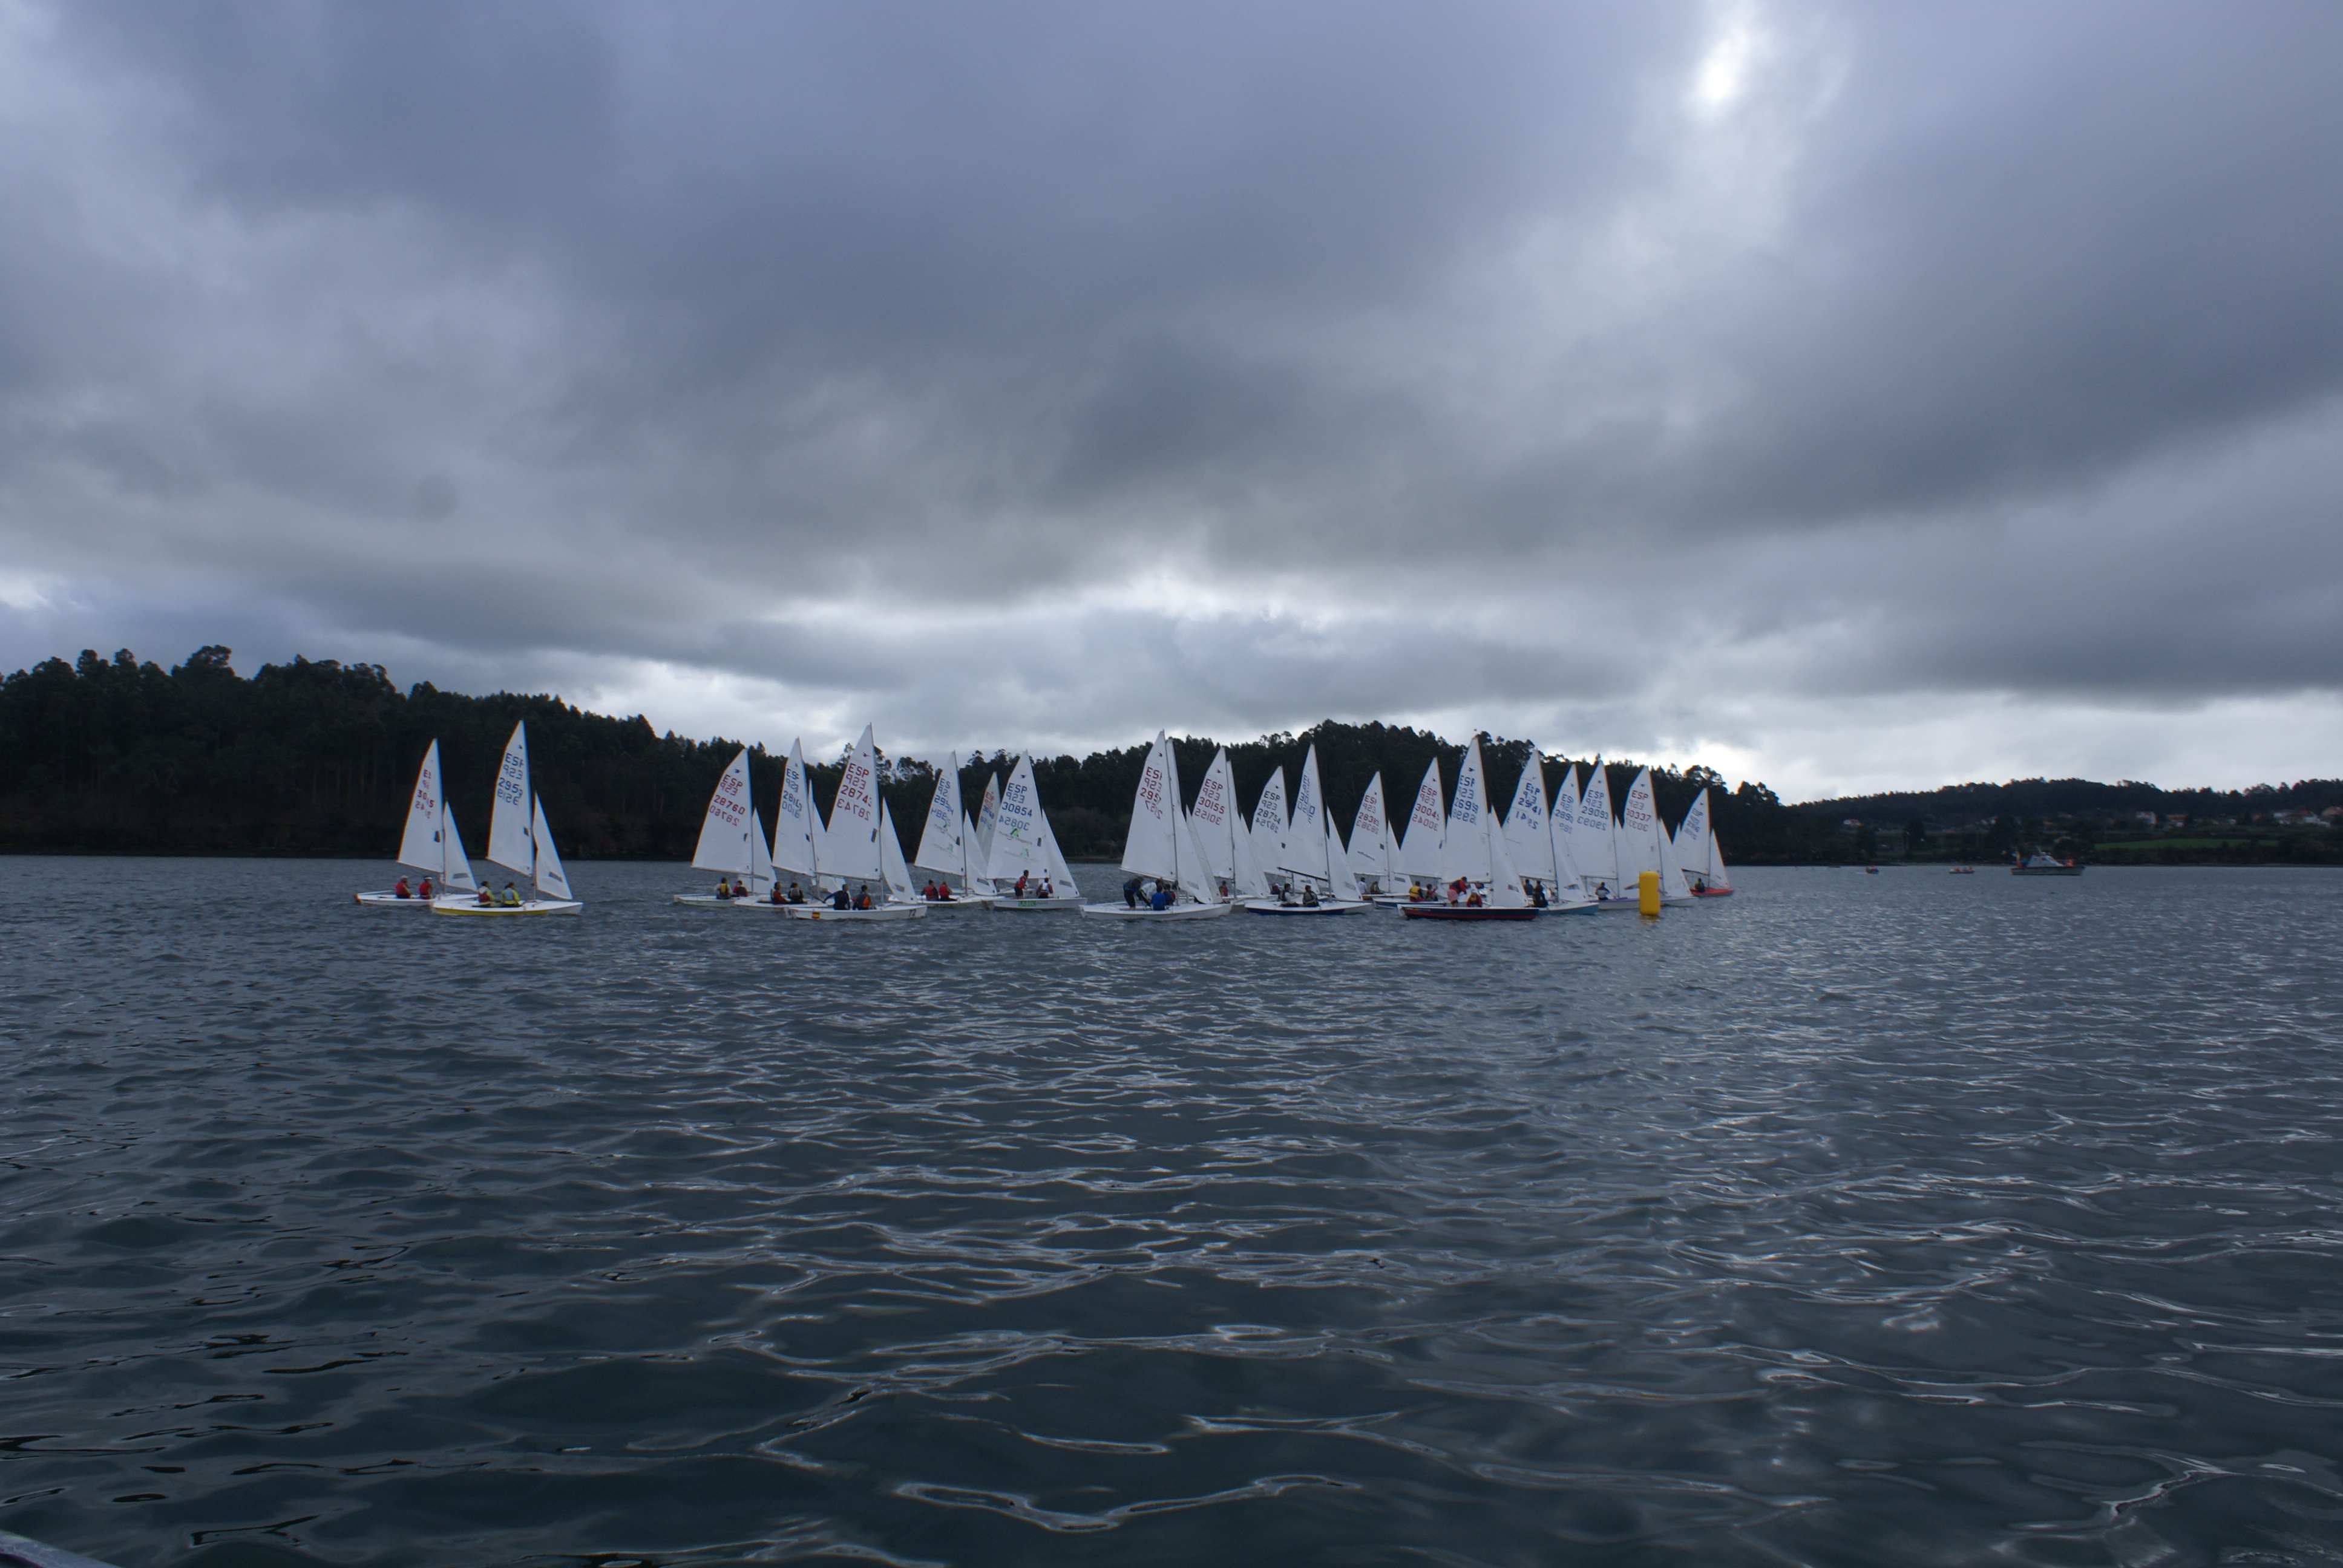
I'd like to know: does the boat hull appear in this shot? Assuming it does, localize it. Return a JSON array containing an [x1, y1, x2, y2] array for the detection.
[[785, 903, 927, 921], [2011, 865, 2086, 876], [913, 896, 996, 912], [989, 896, 1084, 913], [1689, 887, 1735, 897], [432, 897, 583, 916], [1400, 904, 1539, 922], [1242, 899, 1371, 916], [355, 890, 437, 907], [1080, 901, 1237, 920]]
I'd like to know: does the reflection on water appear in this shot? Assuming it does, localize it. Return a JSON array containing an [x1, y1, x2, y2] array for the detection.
[[2, 860, 2339, 1566]]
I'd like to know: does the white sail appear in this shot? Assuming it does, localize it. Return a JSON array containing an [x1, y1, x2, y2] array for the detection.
[[1347, 772, 1391, 886], [1654, 800, 1692, 900], [1576, 763, 1622, 897], [961, 814, 994, 890], [1324, 812, 1360, 900], [1381, 812, 1403, 885], [1442, 739, 1493, 885], [396, 740, 446, 872], [1618, 768, 1664, 886], [1485, 801, 1532, 907], [913, 753, 966, 877], [438, 801, 476, 890], [1673, 787, 1732, 892], [974, 773, 1002, 863], [749, 806, 773, 890], [1279, 746, 1334, 885], [986, 753, 1070, 890], [772, 740, 821, 879], [879, 800, 916, 901], [1397, 757, 1445, 883], [529, 794, 571, 899], [1548, 765, 1587, 892], [690, 747, 756, 876], [1251, 768, 1289, 881], [486, 720, 534, 877], [822, 725, 887, 883], [1191, 748, 1268, 898], [1501, 749, 1558, 887], [1121, 733, 1181, 883]]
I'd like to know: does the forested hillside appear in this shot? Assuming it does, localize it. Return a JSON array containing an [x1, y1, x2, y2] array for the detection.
[[6, 645, 2325, 864]]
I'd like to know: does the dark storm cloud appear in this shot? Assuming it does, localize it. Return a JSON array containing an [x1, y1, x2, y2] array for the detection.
[[1, 0, 2339, 789]]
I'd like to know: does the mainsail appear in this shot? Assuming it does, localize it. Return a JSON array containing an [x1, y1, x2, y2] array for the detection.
[[690, 747, 758, 880], [396, 741, 446, 872], [1348, 771, 1392, 887], [986, 754, 1075, 891], [1121, 732, 1217, 903], [824, 725, 887, 884], [1397, 757, 1445, 884], [487, 722, 535, 877], [772, 740, 824, 884], [1278, 746, 1334, 886], [1251, 768, 1289, 883], [1191, 748, 1268, 898], [1575, 762, 1622, 897], [913, 753, 968, 880]]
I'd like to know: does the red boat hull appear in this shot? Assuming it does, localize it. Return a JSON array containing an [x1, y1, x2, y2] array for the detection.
[[1400, 905, 1539, 922]]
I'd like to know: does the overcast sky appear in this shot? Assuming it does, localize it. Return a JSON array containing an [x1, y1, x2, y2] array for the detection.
[[1, 1, 2336, 798]]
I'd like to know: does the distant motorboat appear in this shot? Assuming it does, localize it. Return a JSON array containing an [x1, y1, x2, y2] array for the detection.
[[2011, 852, 2085, 877]]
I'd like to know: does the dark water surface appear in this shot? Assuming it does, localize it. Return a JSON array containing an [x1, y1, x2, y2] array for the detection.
[[4, 860, 2341, 1567]]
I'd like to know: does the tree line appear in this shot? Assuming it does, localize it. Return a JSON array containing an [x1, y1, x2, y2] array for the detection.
[[8, 643, 2281, 866]]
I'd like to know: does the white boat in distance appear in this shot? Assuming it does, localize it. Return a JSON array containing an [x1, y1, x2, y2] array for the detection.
[[356, 739, 477, 906], [909, 751, 995, 910], [1084, 732, 1235, 920], [433, 722, 583, 915], [1673, 787, 1735, 897]]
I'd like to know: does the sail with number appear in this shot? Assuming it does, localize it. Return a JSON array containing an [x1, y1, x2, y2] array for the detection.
[[1120, 732, 1219, 903], [691, 748, 759, 882], [822, 725, 887, 883], [391, 741, 475, 890], [1576, 762, 1622, 897], [1547, 765, 1587, 895], [772, 740, 824, 884], [1191, 748, 1268, 898], [1347, 772, 1392, 887], [986, 754, 1076, 891], [1618, 768, 1665, 889], [1501, 748, 1557, 889], [1279, 746, 1334, 886], [487, 722, 535, 877], [914, 752, 982, 888], [1397, 757, 1445, 883], [1250, 768, 1289, 881], [1673, 788, 1733, 892], [1441, 740, 1492, 886]]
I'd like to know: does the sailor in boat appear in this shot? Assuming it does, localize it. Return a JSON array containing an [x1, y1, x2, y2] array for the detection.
[[394, 877, 413, 900], [855, 885, 876, 910], [786, 881, 805, 904], [831, 884, 851, 910], [1592, 880, 1612, 902], [715, 877, 733, 900], [1040, 874, 1056, 898], [1014, 871, 1030, 899], [769, 883, 787, 904], [1689, 874, 1706, 893], [1527, 880, 1549, 907], [1300, 884, 1320, 907], [500, 883, 523, 906], [1122, 874, 1143, 908], [419, 878, 433, 900]]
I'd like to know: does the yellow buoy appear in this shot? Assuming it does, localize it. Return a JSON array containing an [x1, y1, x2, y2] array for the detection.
[[1638, 869, 1660, 916]]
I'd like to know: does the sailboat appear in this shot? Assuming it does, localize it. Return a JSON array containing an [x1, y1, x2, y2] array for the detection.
[[433, 721, 582, 915], [1082, 733, 1235, 920], [1190, 747, 1270, 902], [1392, 757, 1447, 903], [1250, 767, 1291, 897], [1619, 768, 1693, 907], [1403, 736, 1536, 921], [1546, 763, 1601, 914], [985, 753, 1084, 909], [673, 747, 778, 907], [770, 739, 833, 904], [1673, 788, 1735, 897], [910, 753, 996, 908], [1345, 771, 1398, 897], [1497, 745, 1588, 910], [1247, 744, 1369, 915], [1575, 763, 1638, 912], [356, 740, 477, 906], [787, 725, 925, 921]]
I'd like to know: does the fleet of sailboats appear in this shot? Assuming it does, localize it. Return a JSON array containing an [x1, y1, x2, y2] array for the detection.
[[359, 727, 1736, 925]]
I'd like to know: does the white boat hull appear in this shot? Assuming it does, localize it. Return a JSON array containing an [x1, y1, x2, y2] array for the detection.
[[1080, 901, 1237, 920], [989, 895, 1084, 913], [1242, 898, 1372, 916], [785, 902, 927, 922], [432, 896, 584, 916], [355, 890, 438, 907], [671, 893, 773, 908]]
